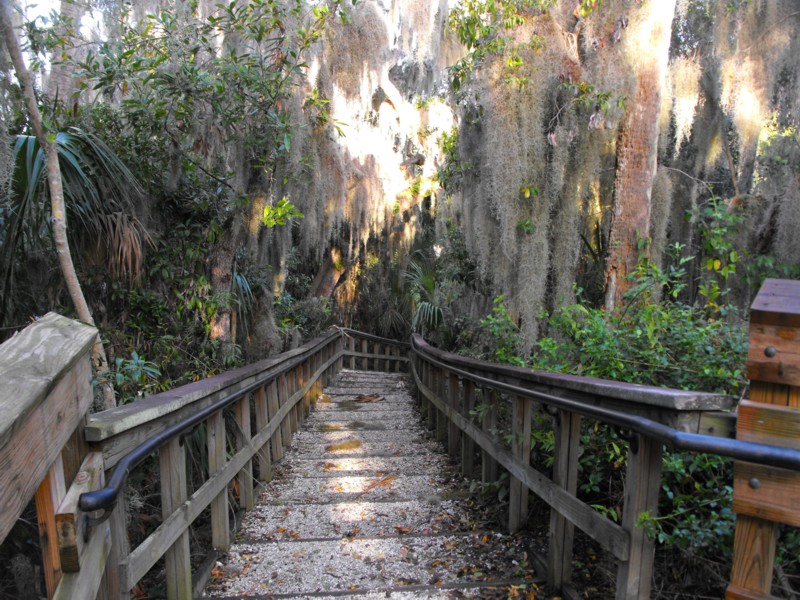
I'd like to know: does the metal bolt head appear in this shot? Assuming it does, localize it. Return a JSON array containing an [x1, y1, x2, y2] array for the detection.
[[749, 478, 761, 489], [764, 345, 777, 358]]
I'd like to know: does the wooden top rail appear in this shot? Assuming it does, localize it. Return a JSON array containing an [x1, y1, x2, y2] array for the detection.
[[0, 313, 97, 543], [413, 334, 734, 427], [85, 329, 341, 468]]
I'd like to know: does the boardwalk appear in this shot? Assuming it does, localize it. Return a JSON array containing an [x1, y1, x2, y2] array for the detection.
[[204, 369, 541, 599]]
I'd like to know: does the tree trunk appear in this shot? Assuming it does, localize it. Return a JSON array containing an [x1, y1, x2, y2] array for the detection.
[[604, 1, 676, 311], [1, 0, 115, 409]]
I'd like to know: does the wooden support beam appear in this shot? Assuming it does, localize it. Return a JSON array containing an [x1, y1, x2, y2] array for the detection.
[[268, 380, 284, 461], [207, 411, 229, 551], [509, 395, 533, 533], [616, 434, 662, 600], [448, 373, 461, 458], [462, 380, 476, 477], [728, 279, 800, 599], [435, 369, 448, 444], [235, 396, 255, 511], [37, 458, 66, 597], [548, 410, 581, 591], [279, 374, 292, 448], [482, 390, 499, 484], [56, 452, 104, 573], [254, 386, 272, 482], [159, 437, 191, 600], [349, 338, 356, 370]]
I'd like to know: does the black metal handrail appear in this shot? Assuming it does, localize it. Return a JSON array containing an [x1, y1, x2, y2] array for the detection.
[[412, 334, 800, 472]]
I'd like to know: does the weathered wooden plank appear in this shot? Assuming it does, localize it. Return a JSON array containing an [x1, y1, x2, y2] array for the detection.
[[482, 390, 499, 484], [747, 324, 800, 385], [462, 380, 476, 477], [414, 370, 629, 560], [509, 395, 533, 533], [1, 354, 93, 544], [207, 411, 229, 551], [749, 279, 800, 328], [159, 437, 190, 600], [56, 452, 104, 573], [52, 521, 111, 600], [0, 313, 96, 449], [37, 458, 66, 596], [733, 461, 800, 527], [279, 374, 292, 446], [616, 435, 663, 600], [413, 335, 732, 412], [254, 386, 272, 483], [234, 396, 255, 511], [267, 381, 284, 462], [548, 410, 581, 591], [349, 337, 356, 369], [100, 489, 130, 600], [447, 373, 461, 458], [728, 515, 778, 598]]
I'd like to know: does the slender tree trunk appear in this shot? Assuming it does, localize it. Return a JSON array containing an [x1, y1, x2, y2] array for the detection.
[[604, 1, 676, 311], [1, 0, 115, 409]]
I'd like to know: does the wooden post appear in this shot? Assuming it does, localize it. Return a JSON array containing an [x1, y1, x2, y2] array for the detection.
[[288, 369, 299, 434], [349, 338, 356, 369], [435, 368, 448, 444], [101, 487, 130, 600], [448, 373, 461, 458], [361, 339, 368, 370], [462, 380, 476, 477], [207, 411, 229, 550], [616, 434, 662, 600], [36, 458, 66, 597], [159, 437, 191, 600], [235, 396, 255, 510], [254, 385, 272, 482], [482, 390, 499, 484], [279, 374, 292, 446], [728, 279, 800, 599], [509, 395, 533, 533], [548, 410, 581, 591], [267, 380, 284, 462]]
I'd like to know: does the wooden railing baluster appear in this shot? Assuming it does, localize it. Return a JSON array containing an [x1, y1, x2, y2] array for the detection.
[[235, 395, 255, 511], [254, 385, 272, 483], [207, 410, 229, 550], [481, 390, 499, 484], [509, 395, 533, 533], [160, 437, 191, 600], [616, 435, 663, 599], [462, 380, 476, 477], [548, 410, 581, 590], [448, 372, 461, 458], [267, 380, 284, 462]]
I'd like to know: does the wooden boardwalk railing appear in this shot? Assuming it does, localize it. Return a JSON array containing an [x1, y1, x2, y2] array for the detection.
[[2, 281, 800, 600], [0, 322, 408, 599], [410, 279, 800, 600]]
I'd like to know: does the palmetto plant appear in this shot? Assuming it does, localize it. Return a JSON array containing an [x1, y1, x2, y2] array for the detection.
[[1, 127, 150, 329], [404, 255, 444, 335]]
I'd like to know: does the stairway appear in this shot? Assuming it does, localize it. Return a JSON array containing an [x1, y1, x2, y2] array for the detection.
[[203, 369, 541, 599]]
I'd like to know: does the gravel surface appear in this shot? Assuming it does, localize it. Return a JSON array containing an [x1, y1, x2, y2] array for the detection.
[[203, 369, 542, 599]]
